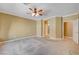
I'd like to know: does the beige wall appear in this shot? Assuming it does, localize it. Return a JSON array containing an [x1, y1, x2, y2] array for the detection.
[[56, 17, 62, 39], [0, 13, 36, 41], [0, 12, 78, 42], [48, 17, 56, 39], [48, 17, 63, 40], [0, 13, 13, 40], [36, 17, 63, 40]]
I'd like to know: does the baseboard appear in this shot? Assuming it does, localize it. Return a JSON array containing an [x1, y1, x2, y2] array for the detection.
[[0, 35, 36, 43], [64, 36, 72, 39], [36, 35, 42, 38], [47, 37, 64, 40], [36, 36, 64, 40], [2, 35, 71, 43]]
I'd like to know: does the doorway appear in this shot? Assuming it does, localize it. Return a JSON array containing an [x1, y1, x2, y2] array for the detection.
[[42, 20, 49, 38], [64, 22, 73, 39]]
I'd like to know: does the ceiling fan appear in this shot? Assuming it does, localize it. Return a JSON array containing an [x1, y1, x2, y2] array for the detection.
[[28, 8, 44, 16], [24, 3, 44, 16]]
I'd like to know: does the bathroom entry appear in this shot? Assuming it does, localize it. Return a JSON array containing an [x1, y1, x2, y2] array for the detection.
[[64, 22, 73, 39]]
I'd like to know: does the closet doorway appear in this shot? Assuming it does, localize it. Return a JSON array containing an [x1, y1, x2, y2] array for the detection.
[[64, 22, 73, 39]]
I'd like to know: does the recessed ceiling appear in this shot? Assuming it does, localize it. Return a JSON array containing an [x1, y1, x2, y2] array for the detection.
[[0, 3, 79, 20]]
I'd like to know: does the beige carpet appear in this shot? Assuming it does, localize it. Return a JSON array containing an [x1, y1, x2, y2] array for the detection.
[[0, 37, 79, 55]]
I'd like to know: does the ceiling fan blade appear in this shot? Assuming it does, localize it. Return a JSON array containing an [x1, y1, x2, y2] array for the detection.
[[26, 13, 31, 14], [29, 8, 33, 11], [38, 9, 43, 12], [33, 8, 37, 13]]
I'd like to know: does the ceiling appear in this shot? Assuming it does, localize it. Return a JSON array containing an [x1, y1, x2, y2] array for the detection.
[[0, 3, 79, 20]]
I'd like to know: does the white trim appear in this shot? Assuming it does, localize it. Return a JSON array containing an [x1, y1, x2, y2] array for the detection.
[[36, 36, 43, 38], [64, 36, 73, 39], [0, 35, 36, 43], [67, 37, 72, 39], [43, 16, 56, 20], [37, 36, 64, 40], [49, 37, 56, 40], [63, 13, 79, 17], [0, 36, 72, 43], [62, 18, 64, 40], [64, 36, 72, 38], [0, 11, 36, 21], [42, 12, 79, 20], [43, 16, 62, 20], [49, 37, 64, 40]]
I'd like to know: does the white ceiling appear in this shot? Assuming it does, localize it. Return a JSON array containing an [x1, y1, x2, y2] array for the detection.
[[0, 3, 79, 20]]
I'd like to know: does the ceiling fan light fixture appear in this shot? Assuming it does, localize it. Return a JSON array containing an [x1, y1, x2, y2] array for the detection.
[[35, 13, 39, 16], [32, 13, 36, 16], [27, 7, 44, 16]]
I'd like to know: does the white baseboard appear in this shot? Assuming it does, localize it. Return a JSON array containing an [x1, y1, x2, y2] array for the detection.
[[66, 36, 72, 38], [64, 36, 72, 39], [36, 36, 64, 40], [0, 35, 36, 43], [1, 35, 72, 43], [49, 37, 63, 40]]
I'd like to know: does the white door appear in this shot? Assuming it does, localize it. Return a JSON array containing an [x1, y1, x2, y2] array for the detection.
[[73, 20, 79, 44]]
